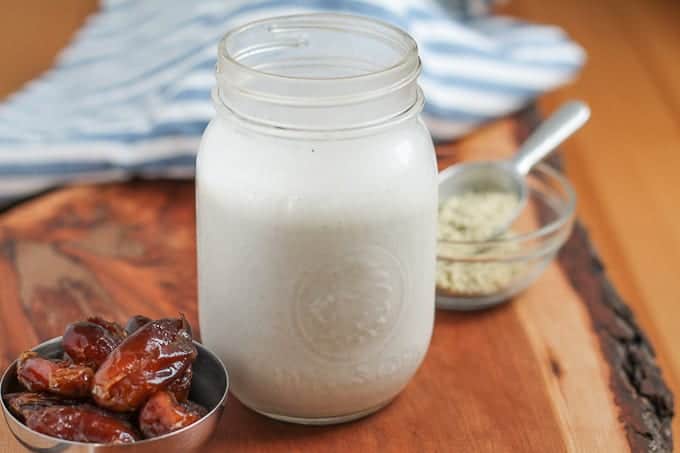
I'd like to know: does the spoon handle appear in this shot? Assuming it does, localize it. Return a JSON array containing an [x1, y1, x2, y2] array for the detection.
[[512, 100, 591, 175]]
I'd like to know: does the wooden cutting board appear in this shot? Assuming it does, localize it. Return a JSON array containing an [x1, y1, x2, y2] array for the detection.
[[0, 110, 672, 452]]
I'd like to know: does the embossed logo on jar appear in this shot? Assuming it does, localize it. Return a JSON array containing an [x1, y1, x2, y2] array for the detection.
[[294, 246, 405, 362]]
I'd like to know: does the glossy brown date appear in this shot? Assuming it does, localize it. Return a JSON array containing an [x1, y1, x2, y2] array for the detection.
[[26, 405, 140, 444], [62, 321, 122, 369], [124, 315, 152, 336], [92, 317, 197, 412], [166, 365, 192, 402], [3, 392, 78, 422], [17, 352, 94, 398], [86, 317, 126, 342], [138, 391, 207, 438]]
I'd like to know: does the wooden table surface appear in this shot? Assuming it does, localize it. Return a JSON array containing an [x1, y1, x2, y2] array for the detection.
[[0, 111, 670, 452], [0, 1, 679, 451], [498, 0, 680, 445]]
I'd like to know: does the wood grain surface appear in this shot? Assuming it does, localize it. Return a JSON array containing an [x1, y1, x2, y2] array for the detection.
[[0, 1, 678, 451], [0, 113, 672, 452], [499, 0, 680, 444], [0, 0, 98, 98]]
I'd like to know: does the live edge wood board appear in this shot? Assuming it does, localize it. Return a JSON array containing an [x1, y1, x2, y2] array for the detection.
[[0, 110, 673, 452]]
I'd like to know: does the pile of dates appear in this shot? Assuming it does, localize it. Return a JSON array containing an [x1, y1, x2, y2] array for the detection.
[[3, 315, 208, 444]]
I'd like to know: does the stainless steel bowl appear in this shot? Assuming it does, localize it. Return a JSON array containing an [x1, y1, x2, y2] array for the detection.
[[1, 337, 229, 452]]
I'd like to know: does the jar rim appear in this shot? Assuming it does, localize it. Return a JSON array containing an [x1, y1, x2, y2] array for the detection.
[[219, 13, 419, 83]]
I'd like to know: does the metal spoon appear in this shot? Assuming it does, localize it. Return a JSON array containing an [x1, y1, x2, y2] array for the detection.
[[438, 100, 591, 237]]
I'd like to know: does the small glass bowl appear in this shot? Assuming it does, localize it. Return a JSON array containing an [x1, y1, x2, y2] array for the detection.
[[436, 163, 576, 310]]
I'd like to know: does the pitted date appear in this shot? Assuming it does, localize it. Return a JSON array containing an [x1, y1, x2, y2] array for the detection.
[[7, 315, 204, 444], [3, 392, 78, 421], [124, 315, 152, 336], [63, 321, 122, 369], [26, 405, 140, 444], [139, 391, 207, 438], [93, 317, 197, 412], [17, 352, 93, 398]]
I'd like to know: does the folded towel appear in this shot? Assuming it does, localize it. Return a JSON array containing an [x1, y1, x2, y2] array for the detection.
[[0, 0, 584, 204]]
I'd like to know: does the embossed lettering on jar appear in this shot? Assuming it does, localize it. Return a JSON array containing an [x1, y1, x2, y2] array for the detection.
[[197, 14, 437, 424]]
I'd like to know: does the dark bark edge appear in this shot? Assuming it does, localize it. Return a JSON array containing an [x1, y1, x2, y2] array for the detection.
[[517, 106, 674, 452]]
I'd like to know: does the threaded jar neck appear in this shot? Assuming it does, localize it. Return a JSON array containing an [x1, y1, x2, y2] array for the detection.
[[215, 13, 423, 133]]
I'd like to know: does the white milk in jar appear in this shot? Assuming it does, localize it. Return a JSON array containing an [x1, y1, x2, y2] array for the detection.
[[197, 14, 437, 424]]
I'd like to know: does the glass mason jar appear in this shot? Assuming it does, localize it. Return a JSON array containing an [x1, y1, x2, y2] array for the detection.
[[197, 14, 437, 425]]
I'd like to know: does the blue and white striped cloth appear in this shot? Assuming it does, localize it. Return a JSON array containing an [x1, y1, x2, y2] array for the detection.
[[0, 0, 584, 203]]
